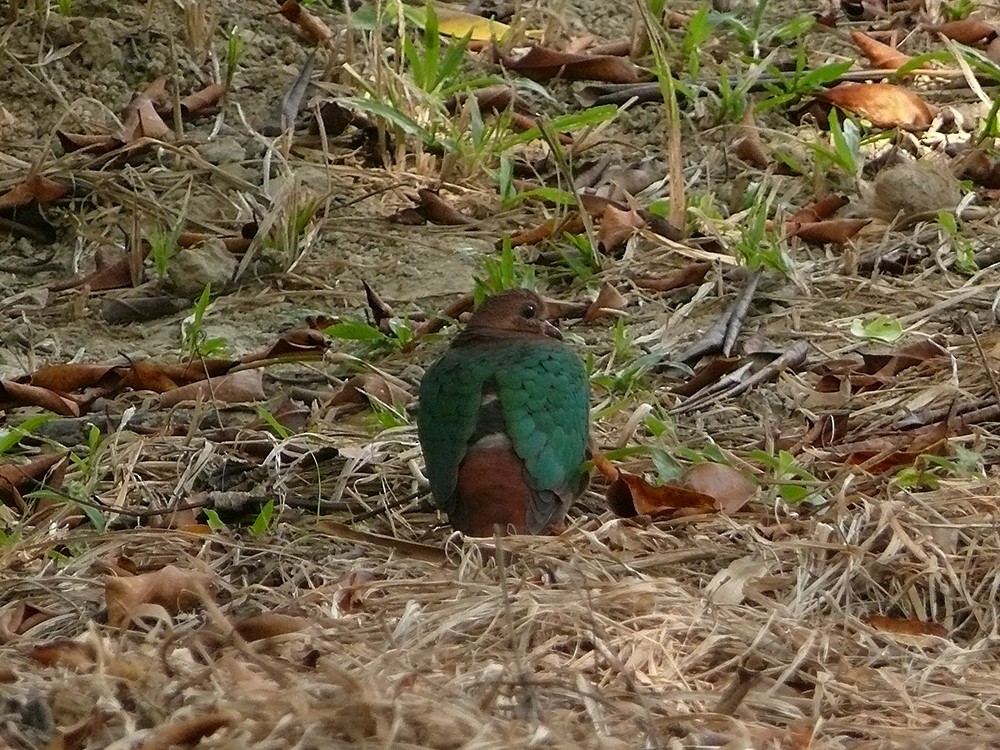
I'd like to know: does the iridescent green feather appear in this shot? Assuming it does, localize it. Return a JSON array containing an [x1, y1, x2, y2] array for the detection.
[[417, 339, 589, 514]]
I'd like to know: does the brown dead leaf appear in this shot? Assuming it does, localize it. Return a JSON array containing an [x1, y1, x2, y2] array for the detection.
[[328, 373, 412, 409], [0, 174, 70, 209], [55, 131, 124, 155], [680, 462, 756, 514], [242, 328, 329, 362], [923, 19, 997, 45], [278, 0, 333, 45], [30, 639, 97, 669], [334, 570, 380, 615], [786, 218, 870, 246], [362, 279, 395, 333], [178, 82, 225, 118], [158, 370, 266, 407], [137, 712, 235, 750], [850, 30, 912, 69], [787, 195, 849, 224], [24, 362, 121, 393], [447, 84, 518, 115], [867, 614, 948, 638], [582, 283, 628, 323], [232, 613, 313, 642], [120, 77, 171, 142], [816, 82, 934, 130], [509, 213, 586, 247], [954, 146, 1000, 188], [105, 564, 212, 628], [50, 244, 150, 292], [311, 100, 356, 136], [594, 452, 716, 518], [503, 45, 642, 83], [410, 292, 475, 341], [0, 380, 80, 416], [125, 358, 237, 390], [596, 204, 645, 253], [672, 356, 742, 397], [784, 412, 850, 453], [631, 262, 711, 293], [414, 188, 473, 225], [0, 453, 67, 509], [814, 337, 947, 394], [729, 108, 769, 169], [0, 601, 57, 643]]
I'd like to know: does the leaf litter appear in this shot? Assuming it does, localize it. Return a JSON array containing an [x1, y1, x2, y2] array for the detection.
[[3, 0, 1000, 748]]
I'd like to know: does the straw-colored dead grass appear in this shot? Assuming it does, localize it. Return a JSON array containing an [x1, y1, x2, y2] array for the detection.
[[4, 0, 1000, 747], [4, 480, 1000, 748]]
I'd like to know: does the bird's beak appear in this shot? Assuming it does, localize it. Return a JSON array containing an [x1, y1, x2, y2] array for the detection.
[[542, 320, 563, 340]]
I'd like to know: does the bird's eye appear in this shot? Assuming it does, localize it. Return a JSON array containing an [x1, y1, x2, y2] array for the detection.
[[521, 304, 536, 318]]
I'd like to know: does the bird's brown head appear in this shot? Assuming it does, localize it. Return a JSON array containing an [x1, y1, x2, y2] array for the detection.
[[464, 289, 562, 340]]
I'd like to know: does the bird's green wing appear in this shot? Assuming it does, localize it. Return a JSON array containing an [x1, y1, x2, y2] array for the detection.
[[494, 342, 590, 494], [417, 348, 492, 514]]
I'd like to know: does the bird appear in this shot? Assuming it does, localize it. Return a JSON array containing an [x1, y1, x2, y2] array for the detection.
[[417, 288, 591, 536]]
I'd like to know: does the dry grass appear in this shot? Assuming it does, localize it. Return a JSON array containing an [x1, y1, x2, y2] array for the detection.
[[4, 0, 1000, 748]]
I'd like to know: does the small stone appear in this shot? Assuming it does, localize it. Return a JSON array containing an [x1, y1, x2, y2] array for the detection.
[[870, 160, 962, 220], [166, 238, 237, 298], [196, 136, 247, 166]]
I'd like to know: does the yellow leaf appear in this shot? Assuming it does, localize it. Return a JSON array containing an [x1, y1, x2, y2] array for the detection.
[[435, 7, 511, 40]]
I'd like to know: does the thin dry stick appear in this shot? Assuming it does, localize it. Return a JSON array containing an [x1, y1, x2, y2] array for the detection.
[[964, 314, 1000, 408]]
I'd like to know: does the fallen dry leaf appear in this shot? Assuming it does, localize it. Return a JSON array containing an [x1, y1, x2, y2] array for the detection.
[[509, 213, 586, 247], [242, 328, 329, 362], [30, 639, 98, 669], [850, 30, 911, 70], [178, 82, 225, 119], [0, 380, 80, 416], [105, 564, 212, 628], [55, 131, 125, 155], [159, 370, 266, 407], [672, 356, 742, 398], [582, 282, 628, 323], [50, 244, 149, 292], [787, 195, 849, 224], [503, 45, 642, 83], [786, 218, 870, 246], [328, 373, 413, 409], [816, 82, 934, 130], [596, 204, 645, 253], [594, 453, 716, 518], [923, 18, 997, 45], [137, 712, 235, 750], [867, 614, 949, 638], [0, 174, 70, 209], [278, 0, 334, 45], [0, 453, 67, 509], [0, 601, 57, 643], [680, 462, 756, 514], [334, 570, 381, 615], [233, 612, 314, 642], [120, 77, 171, 142], [729, 108, 770, 169], [413, 188, 473, 226], [631, 262, 711, 293]]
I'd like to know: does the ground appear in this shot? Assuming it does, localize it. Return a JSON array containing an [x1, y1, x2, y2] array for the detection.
[[2, 0, 1000, 748]]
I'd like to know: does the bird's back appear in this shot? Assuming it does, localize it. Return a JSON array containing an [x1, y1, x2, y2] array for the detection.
[[418, 337, 589, 527]]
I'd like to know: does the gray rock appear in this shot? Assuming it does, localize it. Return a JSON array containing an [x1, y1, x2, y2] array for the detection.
[[167, 238, 237, 298]]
